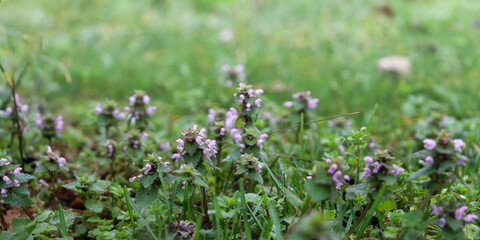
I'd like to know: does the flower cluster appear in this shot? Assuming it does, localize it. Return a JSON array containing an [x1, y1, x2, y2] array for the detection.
[[1, 156, 34, 201], [283, 91, 319, 110], [36, 113, 64, 140], [129, 154, 171, 183], [230, 127, 268, 154], [124, 90, 157, 130], [363, 150, 404, 188], [0, 95, 29, 117], [430, 200, 478, 228], [95, 101, 126, 128], [0, 94, 29, 132], [126, 129, 148, 150], [221, 64, 246, 88], [324, 156, 351, 189], [234, 83, 264, 124], [419, 131, 467, 167], [234, 154, 264, 184], [172, 125, 217, 171]]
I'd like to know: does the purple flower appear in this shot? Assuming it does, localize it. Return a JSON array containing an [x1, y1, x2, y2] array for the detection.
[[423, 139, 436, 150], [108, 144, 114, 158], [113, 110, 126, 120], [55, 116, 64, 132], [364, 156, 374, 164], [58, 157, 66, 167], [3, 176, 11, 185], [172, 153, 182, 162], [307, 98, 319, 109], [176, 139, 184, 151], [39, 179, 49, 187], [95, 103, 103, 115], [146, 106, 157, 115], [1, 188, 7, 198], [0, 158, 10, 166], [254, 99, 262, 107], [463, 214, 478, 223], [431, 205, 443, 215], [390, 164, 404, 177], [143, 95, 150, 105], [144, 163, 152, 175], [453, 139, 465, 152], [129, 176, 136, 182], [327, 164, 338, 175], [208, 109, 215, 123], [306, 172, 313, 180], [372, 162, 382, 173], [439, 217, 446, 227], [283, 101, 294, 108], [13, 180, 19, 187], [36, 114, 44, 129], [257, 134, 268, 149], [455, 206, 469, 220], [425, 156, 434, 166], [13, 167, 22, 176]]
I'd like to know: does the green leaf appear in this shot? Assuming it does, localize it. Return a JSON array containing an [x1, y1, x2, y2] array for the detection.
[[63, 181, 79, 190], [377, 198, 396, 213], [193, 177, 209, 188], [91, 180, 110, 193], [438, 160, 456, 173], [345, 183, 369, 200], [50, 209, 75, 227], [379, 174, 397, 185], [141, 174, 158, 188], [324, 210, 336, 220], [15, 173, 36, 183], [249, 172, 263, 184], [136, 185, 159, 209], [85, 199, 104, 214], [284, 189, 303, 208], [235, 165, 248, 175], [304, 180, 331, 202], [184, 143, 198, 156], [407, 166, 434, 181], [11, 217, 32, 231], [3, 185, 33, 206], [401, 210, 423, 228]]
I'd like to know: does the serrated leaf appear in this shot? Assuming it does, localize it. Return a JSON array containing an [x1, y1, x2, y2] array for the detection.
[[3, 185, 33, 206], [235, 166, 248, 175], [401, 210, 423, 228], [136, 185, 159, 209], [15, 173, 36, 183], [50, 209, 75, 227], [285, 189, 303, 208], [249, 172, 263, 185], [304, 180, 331, 202], [141, 174, 158, 188], [345, 183, 369, 200], [377, 198, 396, 213], [11, 217, 31, 231], [63, 181, 79, 190], [193, 177, 209, 188], [184, 143, 197, 156], [407, 166, 434, 181], [91, 180, 110, 193], [85, 199, 104, 214]]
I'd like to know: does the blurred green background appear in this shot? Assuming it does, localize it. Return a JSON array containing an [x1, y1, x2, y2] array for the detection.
[[1, 0, 479, 136]]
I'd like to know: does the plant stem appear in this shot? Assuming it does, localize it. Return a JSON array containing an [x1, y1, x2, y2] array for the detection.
[[0, 206, 7, 230], [201, 187, 211, 227], [8, 76, 25, 166], [356, 145, 360, 183], [22, 206, 34, 220]]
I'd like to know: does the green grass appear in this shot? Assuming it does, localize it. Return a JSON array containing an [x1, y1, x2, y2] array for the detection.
[[1, 0, 480, 124]]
